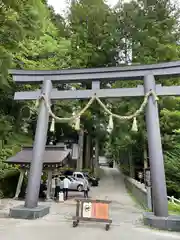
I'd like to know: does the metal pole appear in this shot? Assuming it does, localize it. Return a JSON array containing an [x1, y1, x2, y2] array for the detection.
[[144, 75, 168, 217], [25, 80, 52, 208]]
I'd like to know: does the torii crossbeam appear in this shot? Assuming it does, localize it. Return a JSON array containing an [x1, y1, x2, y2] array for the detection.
[[9, 61, 180, 230]]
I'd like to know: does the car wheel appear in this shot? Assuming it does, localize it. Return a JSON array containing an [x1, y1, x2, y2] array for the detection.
[[77, 185, 83, 192]]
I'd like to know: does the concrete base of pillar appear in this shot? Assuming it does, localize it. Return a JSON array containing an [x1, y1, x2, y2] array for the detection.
[[9, 205, 50, 220], [143, 212, 180, 231]]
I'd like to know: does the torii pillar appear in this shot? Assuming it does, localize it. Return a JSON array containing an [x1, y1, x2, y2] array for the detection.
[[10, 80, 52, 219], [143, 75, 169, 228]]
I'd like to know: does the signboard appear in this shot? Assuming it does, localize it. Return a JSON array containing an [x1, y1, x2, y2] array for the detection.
[[73, 198, 112, 230], [82, 201, 109, 220]]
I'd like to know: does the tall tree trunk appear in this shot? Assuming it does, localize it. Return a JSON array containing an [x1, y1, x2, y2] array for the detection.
[[76, 128, 84, 171], [84, 134, 91, 169], [94, 138, 99, 177]]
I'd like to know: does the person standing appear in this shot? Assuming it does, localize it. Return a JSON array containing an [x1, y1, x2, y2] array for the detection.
[[63, 176, 71, 200], [84, 178, 89, 198]]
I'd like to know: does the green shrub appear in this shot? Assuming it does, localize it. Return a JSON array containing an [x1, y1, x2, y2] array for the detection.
[[0, 169, 20, 198], [168, 202, 180, 214], [164, 148, 180, 198], [0, 143, 23, 198]]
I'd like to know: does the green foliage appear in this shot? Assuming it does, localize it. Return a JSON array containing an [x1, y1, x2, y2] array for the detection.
[[115, 0, 180, 64], [0, 0, 46, 86], [68, 0, 117, 67], [164, 146, 180, 198], [105, 0, 180, 194], [0, 169, 20, 198], [0, 133, 32, 198]]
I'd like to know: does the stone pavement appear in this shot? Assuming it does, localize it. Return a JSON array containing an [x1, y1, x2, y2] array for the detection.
[[0, 167, 180, 239]]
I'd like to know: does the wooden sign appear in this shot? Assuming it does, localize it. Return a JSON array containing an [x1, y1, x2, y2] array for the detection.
[[73, 198, 112, 230], [82, 202, 109, 220]]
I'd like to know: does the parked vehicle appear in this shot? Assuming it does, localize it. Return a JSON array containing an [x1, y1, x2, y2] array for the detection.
[[63, 171, 86, 183], [59, 176, 84, 192], [83, 172, 99, 186], [72, 171, 99, 187], [72, 171, 86, 181], [63, 171, 98, 187], [99, 156, 109, 166]]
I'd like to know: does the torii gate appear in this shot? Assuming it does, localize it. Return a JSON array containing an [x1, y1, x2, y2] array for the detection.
[[9, 61, 180, 230]]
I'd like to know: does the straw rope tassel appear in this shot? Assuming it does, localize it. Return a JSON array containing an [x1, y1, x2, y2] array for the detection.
[[131, 117, 138, 132], [107, 115, 114, 133], [50, 118, 55, 132], [74, 117, 80, 131]]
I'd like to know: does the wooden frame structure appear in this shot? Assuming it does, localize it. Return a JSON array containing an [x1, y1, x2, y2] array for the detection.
[[6, 146, 71, 200], [73, 198, 112, 230]]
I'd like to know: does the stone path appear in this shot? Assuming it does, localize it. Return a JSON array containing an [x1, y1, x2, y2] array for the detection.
[[0, 167, 180, 239]]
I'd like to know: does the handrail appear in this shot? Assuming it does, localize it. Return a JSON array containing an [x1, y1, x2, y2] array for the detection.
[[167, 196, 180, 205]]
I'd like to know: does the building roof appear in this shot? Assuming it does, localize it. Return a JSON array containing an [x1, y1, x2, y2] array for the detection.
[[6, 146, 71, 167]]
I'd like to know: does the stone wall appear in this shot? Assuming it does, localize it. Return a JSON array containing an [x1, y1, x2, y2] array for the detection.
[[124, 176, 148, 208]]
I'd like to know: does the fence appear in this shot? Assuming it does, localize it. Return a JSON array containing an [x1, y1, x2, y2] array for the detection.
[[124, 176, 180, 208], [167, 196, 180, 205]]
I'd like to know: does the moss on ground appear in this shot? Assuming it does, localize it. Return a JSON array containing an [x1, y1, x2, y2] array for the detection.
[[168, 202, 180, 214]]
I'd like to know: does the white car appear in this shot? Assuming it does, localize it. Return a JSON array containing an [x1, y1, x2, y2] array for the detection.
[[72, 172, 90, 188], [72, 172, 87, 182], [59, 176, 84, 192]]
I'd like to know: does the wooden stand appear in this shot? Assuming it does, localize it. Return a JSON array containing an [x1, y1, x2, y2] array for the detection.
[[72, 198, 112, 231]]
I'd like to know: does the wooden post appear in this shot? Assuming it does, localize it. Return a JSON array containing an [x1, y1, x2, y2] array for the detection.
[[14, 170, 25, 199], [46, 170, 52, 200]]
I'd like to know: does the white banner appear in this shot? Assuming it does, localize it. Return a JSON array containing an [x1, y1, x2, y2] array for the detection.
[[82, 202, 92, 218]]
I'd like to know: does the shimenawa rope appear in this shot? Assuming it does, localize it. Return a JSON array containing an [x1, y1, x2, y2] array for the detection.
[[36, 90, 159, 133]]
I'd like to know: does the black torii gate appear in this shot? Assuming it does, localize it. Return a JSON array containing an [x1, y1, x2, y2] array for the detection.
[[9, 61, 180, 230]]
